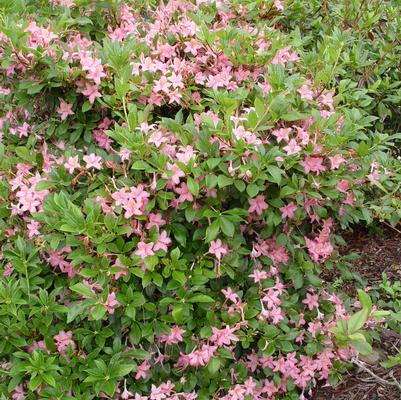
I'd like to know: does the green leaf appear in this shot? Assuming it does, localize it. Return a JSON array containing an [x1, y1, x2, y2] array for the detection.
[[28, 375, 42, 391], [42, 373, 56, 387], [205, 219, 220, 242], [348, 308, 369, 334], [92, 304, 106, 320], [266, 165, 283, 185], [207, 358, 221, 375], [172, 304, 184, 322], [172, 271, 187, 285], [131, 292, 146, 307], [187, 177, 200, 196], [131, 160, 151, 171], [217, 175, 233, 188], [234, 180, 246, 192], [70, 283, 95, 298], [351, 338, 372, 356], [246, 184, 259, 197], [82, 101, 92, 112], [114, 364, 135, 377], [205, 174, 218, 189], [219, 217, 234, 237], [67, 302, 86, 323], [282, 111, 308, 121], [357, 290, 372, 313], [99, 380, 117, 397], [188, 294, 215, 303]]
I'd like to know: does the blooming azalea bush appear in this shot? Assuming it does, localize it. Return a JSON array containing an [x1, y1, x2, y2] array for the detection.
[[0, 0, 401, 399]]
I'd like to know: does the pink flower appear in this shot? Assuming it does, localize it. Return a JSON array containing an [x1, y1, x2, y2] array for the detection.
[[163, 163, 185, 186], [121, 387, 134, 400], [12, 385, 25, 400], [300, 156, 326, 175], [82, 83, 101, 104], [64, 155, 80, 173], [57, 99, 74, 120], [54, 330, 75, 355], [262, 380, 278, 397], [184, 39, 202, 56], [153, 231, 171, 252], [280, 202, 298, 219], [248, 195, 269, 216], [297, 84, 314, 100], [336, 179, 350, 193], [135, 360, 150, 380], [283, 139, 302, 155], [27, 220, 40, 238], [153, 76, 171, 93], [146, 213, 166, 230], [3, 262, 13, 277], [221, 287, 239, 303], [249, 269, 268, 283], [303, 292, 319, 310], [209, 239, 228, 260], [329, 154, 346, 169], [83, 154, 102, 170], [105, 292, 120, 314], [135, 241, 154, 259], [209, 325, 239, 347], [112, 185, 150, 218], [119, 148, 132, 162], [159, 326, 185, 345], [305, 237, 333, 262]]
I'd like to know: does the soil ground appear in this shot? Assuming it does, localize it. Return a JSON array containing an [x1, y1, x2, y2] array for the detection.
[[312, 226, 401, 400]]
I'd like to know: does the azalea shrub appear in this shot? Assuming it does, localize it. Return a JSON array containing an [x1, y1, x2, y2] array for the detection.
[[0, 1, 401, 399]]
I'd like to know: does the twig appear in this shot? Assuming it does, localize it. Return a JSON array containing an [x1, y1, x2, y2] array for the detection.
[[381, 221, 401, 235], [352, 357, 401, 390]]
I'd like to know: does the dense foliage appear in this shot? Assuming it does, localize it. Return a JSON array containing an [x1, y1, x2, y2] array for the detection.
[[0, 1, 400, 399]]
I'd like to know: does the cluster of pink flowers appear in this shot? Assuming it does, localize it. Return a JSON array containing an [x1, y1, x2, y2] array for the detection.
[[175, 343, 217, 369], [251, 237, 289, 267], [9, 168, 49, 215], [118, 380, 197, 400], [25, 21, 58, 50], [47, 246, 76, 277], [53, 330, 75, 356], [304, 218, 334, 263], [112, 185, 150, 218]]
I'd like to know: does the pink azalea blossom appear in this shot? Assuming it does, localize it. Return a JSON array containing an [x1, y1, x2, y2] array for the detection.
[[280, 202, 298, 219], [329, 153, 346, 169], [64, 155, 80, 173], [135, 360, 150, 380], [209, 239, 228, 260], [57, 99, 74, 120], [210, 325, 239, 347], [105, 292, 120, 314], [283, 139, 302, 155], [303, 292, 319, 310], [300, 156, 326, 175], [82, 83, 101, 104], [12, 385, 25, 400], [249, 268, 268, 283], [153, 231, 172, 252], [159, 326, 185, 346], [297, 84, 314, 100], [54, 330, 75, 355], [83, 153, 102, 170], [248, 195, 269, 216], [135, 241, 155, 259]]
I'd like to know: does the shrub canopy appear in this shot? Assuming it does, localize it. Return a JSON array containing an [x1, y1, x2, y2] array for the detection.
[[0, 1, 400, 399]]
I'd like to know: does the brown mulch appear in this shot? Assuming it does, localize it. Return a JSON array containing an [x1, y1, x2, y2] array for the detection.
[[341, 225, 401, 284], [312, 225, 401, 400]]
